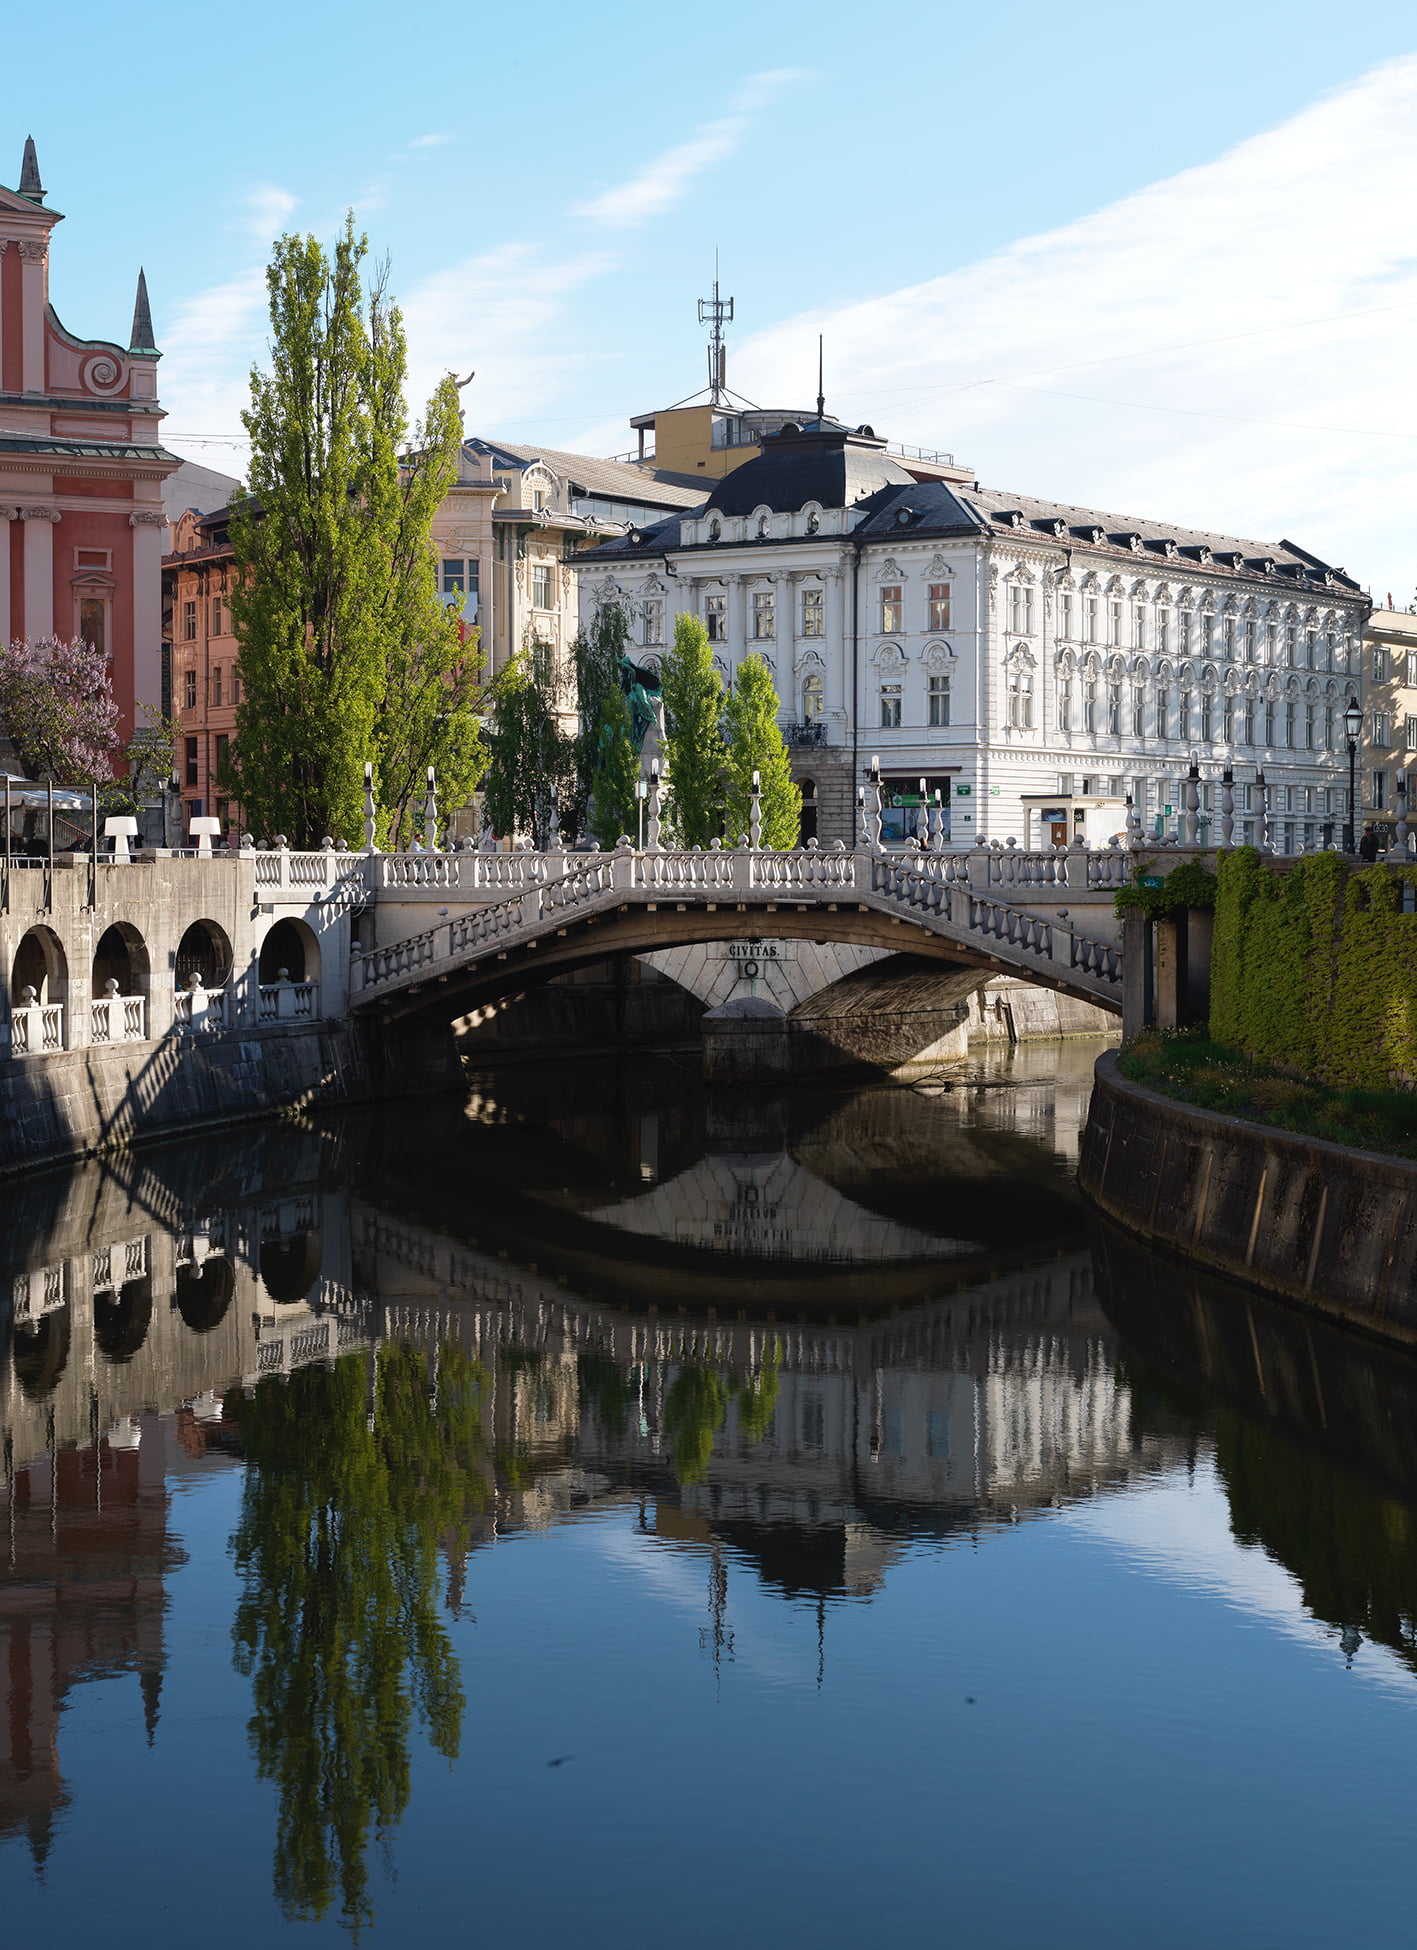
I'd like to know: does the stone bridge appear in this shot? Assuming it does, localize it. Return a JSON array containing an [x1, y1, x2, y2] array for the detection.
[[0, 834, 1139, 1167], [352, 844, 1127, 1030]]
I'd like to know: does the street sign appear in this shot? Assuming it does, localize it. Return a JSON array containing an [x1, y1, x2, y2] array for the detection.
[[955, 784, 972, 797]]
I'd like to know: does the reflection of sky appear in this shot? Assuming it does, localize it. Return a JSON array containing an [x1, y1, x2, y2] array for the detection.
[[5, 1438, 1415, 1948], [587, 1151, 983, 1261]]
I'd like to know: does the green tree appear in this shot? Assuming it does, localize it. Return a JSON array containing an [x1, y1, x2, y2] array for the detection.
[[230, 1341, 491, 1929], [663, 1364, 729, 1486], [481, 646, 575, 847], [226, 222, 487, 846], [588, 681, 639, 849], [723, 652, 801, 848], [571, 601, 630, 840], [660, 612, 726, 848]]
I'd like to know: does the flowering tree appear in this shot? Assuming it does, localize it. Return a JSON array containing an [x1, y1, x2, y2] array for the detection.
[[0, 636, 121, 782]]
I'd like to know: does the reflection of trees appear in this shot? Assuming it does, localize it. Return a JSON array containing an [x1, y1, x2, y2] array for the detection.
[[231, 1342, 491, 1929], [1216, 1410, 1417, 1674], [663, 1351, 782, 1485]]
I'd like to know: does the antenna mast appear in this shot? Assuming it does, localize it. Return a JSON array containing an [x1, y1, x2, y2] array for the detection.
[[697, 253, 735, 407], [816, 334, 825, 422]]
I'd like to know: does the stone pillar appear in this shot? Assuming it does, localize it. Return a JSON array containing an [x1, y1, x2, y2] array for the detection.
[[0, 506, 14, 644], [130, 512, 166, 710], [21, 506, 58, 639], [1120, 907, 1153, 1040], [18, 240, 47, 395], [1154, 916, 1187, 1031]]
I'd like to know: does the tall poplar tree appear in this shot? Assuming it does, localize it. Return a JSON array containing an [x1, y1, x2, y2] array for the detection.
[[723, 653, 801, 848], [587, 681, 640, 849], [227, 220, 486, 846], [481, 648, 575, 847], [660, 612, 726, 848]]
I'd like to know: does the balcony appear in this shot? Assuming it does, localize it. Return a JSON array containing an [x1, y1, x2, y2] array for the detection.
[[782, 721, 830, 748]]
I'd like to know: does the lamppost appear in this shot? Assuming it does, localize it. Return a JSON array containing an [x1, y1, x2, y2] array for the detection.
[[1343, 694, 1363, 853]]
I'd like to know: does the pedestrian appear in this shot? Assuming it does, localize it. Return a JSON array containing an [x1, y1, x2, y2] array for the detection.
[[1359, 824, 1380, 862]]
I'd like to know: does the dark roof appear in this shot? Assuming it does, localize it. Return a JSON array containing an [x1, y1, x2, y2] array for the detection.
[[702, 418, 914, 516], [0, 435, 179, 464], [466, 438, 706, 511]]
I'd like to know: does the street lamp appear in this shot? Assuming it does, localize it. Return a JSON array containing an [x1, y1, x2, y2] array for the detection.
[[1343, 694, 1363, 853]]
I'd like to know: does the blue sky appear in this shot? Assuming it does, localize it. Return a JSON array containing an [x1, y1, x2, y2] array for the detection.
[[10, 1, 1417, 592]]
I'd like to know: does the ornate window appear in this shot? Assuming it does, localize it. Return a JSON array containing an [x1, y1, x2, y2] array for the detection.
[[1156, 687, 1170, 740], [802, 673, 824, 723], [531, 564, 555, 610], [1132, 601, 1147, 650], [1057, 677, 1073, 733], [879, 683, 902, 729], [801, 588, 824, 636], [183, 600, 197, 641], [1083, 594, 1099, 643], [641, 599, 662, 646], [1107, 683, 1122, 735], [928, 672, 950, 727], [1009, 584, 1034, 635], [80, 596, 106, 656], [1009, 671, 1033, 729], [183, 668, 197, 711], [705, 593, 726, 641], [928, 583, 951, 632], [1201, 690, 1214, 742], [752, 590, 775, 639], [880, 584, 903, 634]]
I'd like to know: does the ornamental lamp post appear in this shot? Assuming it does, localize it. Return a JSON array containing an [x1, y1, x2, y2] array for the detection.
[[1343, 694, 1363, 853]]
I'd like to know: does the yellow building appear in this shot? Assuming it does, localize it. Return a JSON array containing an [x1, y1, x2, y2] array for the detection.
[[1361, 607, 1417, 838]]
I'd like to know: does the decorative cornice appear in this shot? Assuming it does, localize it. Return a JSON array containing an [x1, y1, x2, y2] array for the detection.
[[129, 510, 165, 526], [17, 240, 47, 262], [0, 505, 16, 521]]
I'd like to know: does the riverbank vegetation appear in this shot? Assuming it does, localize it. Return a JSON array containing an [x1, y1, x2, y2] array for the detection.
[[1120, 1029, 1417, 1159]]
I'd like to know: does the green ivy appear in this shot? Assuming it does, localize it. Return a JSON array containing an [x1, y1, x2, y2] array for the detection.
[[1114, 857, 1218, 923], [1209, 848, 1417, 1089]]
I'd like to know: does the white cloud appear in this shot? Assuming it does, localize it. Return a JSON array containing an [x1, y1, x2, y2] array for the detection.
[[734, 53, 1417, 599], [575, 68, 808, 228], [159, 266, 268, 461], [240, 183, 299, 242], [409, 132, 454, 150]]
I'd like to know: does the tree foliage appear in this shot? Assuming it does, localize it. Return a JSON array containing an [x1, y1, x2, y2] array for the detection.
[[226, 220, 487, 846], [481, 647, 574, 847], [723, 653, 801, 848], [571, 601, 630, 841], [587, 680, 639, 849], [230, 1341, 491, 1929], [660, 612, 726, 848], [0, 635, 120, 782]]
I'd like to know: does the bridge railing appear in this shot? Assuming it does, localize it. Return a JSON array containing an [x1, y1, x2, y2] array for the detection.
[[90, 993, 147, 1043], [8, 1001, 65, 1054]]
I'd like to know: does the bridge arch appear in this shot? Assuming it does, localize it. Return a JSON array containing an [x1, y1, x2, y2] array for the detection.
[[12, 1306, 71, 1400], [94, 1275, 153, 1363], [11, 924, 67, 1008], [175, 919, 233, 990], [175, 1255, 235, 1333], [258, 916, 319, 986], [260, 1231, 322, 1305], [93, 921, 150, 1000]]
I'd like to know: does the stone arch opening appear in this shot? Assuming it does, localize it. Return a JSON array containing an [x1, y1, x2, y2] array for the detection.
[[258, 917, 320, 986], [175, 1256, 235, 1333], [175, 920, 233, 990], [94, 1276, 153, 1363], [13, 1307, 71, 1400], [92, 922, 150, 999], [11, 925, 68, 1008], [798, 776, 818, 845], [260, 1232, 322, 1305]]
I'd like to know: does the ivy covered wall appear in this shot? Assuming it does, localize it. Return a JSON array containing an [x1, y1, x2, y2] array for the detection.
[[1210, 848, 1417, 1089]]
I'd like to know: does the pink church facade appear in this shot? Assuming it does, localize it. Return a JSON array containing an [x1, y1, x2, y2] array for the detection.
[[1, 136, 179, 743]]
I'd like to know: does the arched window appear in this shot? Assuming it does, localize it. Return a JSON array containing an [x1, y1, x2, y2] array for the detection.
[[801, 673, 824, 723]]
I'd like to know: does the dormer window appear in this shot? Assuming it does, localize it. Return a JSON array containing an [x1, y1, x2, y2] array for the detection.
[[708, 518, 722, 543], [757, 515, 769, 538]]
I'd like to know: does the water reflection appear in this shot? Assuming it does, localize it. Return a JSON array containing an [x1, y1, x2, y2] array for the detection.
[[3, 1048, 1417, 1931]]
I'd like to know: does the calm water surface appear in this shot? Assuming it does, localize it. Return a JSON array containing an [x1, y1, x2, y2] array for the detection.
[[2, 1039, 1415, 1945]]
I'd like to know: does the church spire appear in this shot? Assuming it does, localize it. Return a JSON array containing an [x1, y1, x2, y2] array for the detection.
[[18, 135, 44, 203], [129, 268, 157, 354]]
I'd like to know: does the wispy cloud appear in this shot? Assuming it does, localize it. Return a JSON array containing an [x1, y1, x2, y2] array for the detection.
[[575, 68, 808, 227], [735, 53, 1417, 595], [409, 132, 454, 150], [240, 183, 299, 242]]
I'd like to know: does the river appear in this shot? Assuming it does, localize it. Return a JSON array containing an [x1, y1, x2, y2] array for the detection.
[[2, 1037, 1414, 1945]]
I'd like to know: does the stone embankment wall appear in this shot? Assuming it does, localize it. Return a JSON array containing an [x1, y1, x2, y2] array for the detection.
[[1079, 1052, 1417, 1347], [0, 1023, 364, 1176]]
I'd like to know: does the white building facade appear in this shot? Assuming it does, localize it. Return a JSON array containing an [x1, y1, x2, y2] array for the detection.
[[577, 419, 1369, 851]]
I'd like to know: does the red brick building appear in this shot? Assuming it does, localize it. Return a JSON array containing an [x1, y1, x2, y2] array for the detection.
[[1, 136, 179, 739]]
